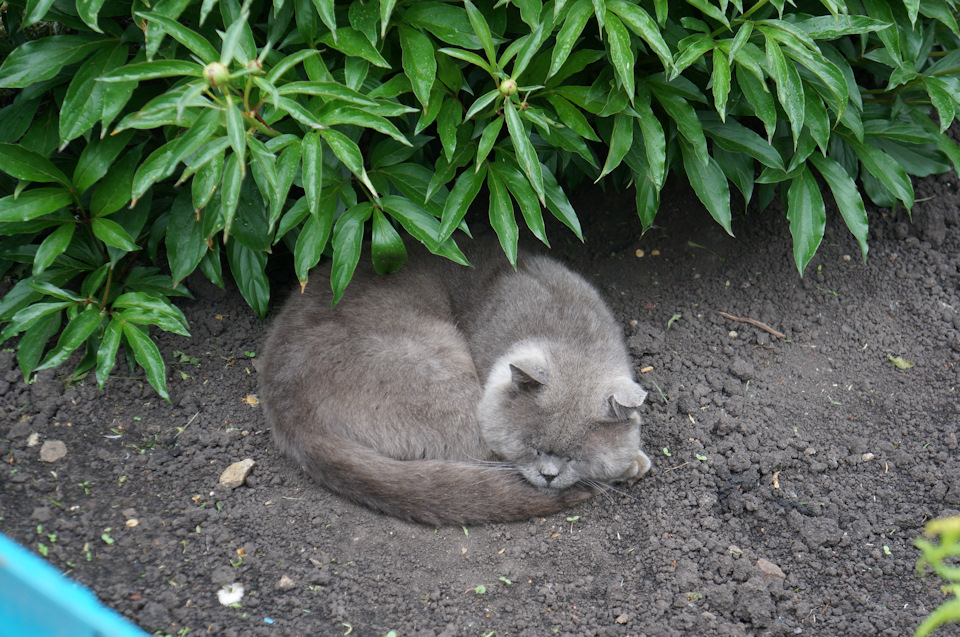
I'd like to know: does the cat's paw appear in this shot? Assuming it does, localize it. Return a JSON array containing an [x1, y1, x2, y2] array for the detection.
[[614, 450, 652, 486]]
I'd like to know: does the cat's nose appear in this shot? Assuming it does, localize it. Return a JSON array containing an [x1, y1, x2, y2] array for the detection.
[[540, 467, 559, 483]]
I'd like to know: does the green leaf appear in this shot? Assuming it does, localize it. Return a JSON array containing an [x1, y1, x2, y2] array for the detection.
[[58, 40, 133, 143], [371, 209, 408, 275], [330, 202, 373, 305], [476, 116, 504, 170], [598, 111, 633, 181], [0, 301, 71, 340], [633, 89, 666, 188], [605, 13, 634, 101], [382, 196, 469, 266], [302, 131, 324, 218], [492, 161, 548, 246], [16, 310, 61, 381], [320, 128, 378, 197], [135, 11, 220, 64], [293, 193, 336, 282], [487, 169, 519, 266], [99, 60, 204, 82], [0, 35, 105, 89], [764, 36, 804, 148], [33, 224, 76, 276], [73, 131, 134, 196], [549, 0, 594, 80], [545, 94, 599, 142], [121, 321, 170, 401], [606, 0, 674, 72], [36, 306, 103, 371], [226, 239, 269, 319], [221, 153, 244, 241], [464, 0, 496, 65], [320, 28, 390, 68], [276, 81, 378, 107], [166, 189, 208, 286], [808, 154, 868, 261], [736, 66, 777, 140], [96, 318, 123, 388], [700, 116, 784, 170], [439, 165, 488, 241], [504, 99, 544, 205], [91, 146, 141, 217], [0, 143, 70, 186], [635, 173, 660, 231], [311, 0, 337, 37], [437, 100, 462, 162], [92, 217, 139, 251], [923, 77, 957, 133], [380, 0, 399, 38], [786, 166, 826, 275], [400, 26, 437, 110], [542, 164, 582, 240], [402, 2, 482, 50], [225, 96, 247, 173], [77, 0, 109, 31], [847, 138, 914, 209], [648, 81, 709, 167], [0, 189, 73, 223], [680, 139, 732, 236], [712, 50, 731, 120]]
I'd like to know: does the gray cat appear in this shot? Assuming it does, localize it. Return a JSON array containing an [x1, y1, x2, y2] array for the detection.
[[259, 239, 651, 525]]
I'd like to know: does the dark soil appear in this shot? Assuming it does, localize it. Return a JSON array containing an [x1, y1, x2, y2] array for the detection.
[[2, 168, 960, 637]]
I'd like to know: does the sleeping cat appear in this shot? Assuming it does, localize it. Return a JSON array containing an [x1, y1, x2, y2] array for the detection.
[[259, 239, 652, 525]]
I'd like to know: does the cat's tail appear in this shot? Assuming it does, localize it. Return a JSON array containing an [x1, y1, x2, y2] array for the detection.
[[283, 435, 591, 526]]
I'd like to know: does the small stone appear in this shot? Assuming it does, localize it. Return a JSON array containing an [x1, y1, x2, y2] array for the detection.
[[804, 447, 816, 455], [861, 452, 875, 462], [278, 575, 296, 590], [615, 614, 629, 624], [219, 459, 255, 489], [39, 440, 67, 463], [728, 331, 738, 338], [756, 558, 786, 581], [125, 518, 139, 528], [26, 432, 40, 447]]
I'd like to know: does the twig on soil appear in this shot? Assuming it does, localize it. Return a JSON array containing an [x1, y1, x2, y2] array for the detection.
[[717, 311, 786, 339]]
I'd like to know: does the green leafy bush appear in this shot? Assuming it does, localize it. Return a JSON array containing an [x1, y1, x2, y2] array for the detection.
[[1, 0, 959, 398], [915, 515, 960, 636]]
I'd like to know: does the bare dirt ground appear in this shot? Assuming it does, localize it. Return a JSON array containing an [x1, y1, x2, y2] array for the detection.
[[2, 168, 960, 636]]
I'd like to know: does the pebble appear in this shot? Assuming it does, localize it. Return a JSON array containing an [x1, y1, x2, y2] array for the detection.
[[756, 558, 786, 580], [219, 459, 255, 489], [38, 440, 67, 463], [278, 575, 296, 590], [26, 432, 40, 447], [861, 453, 875, 462]]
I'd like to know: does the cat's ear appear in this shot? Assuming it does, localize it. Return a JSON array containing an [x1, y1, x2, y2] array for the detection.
[[608, 381, 647, 419], [509, 362, 549, 392]]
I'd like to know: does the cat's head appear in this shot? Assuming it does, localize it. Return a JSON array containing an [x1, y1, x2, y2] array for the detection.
[[477, 341, 652, 490]]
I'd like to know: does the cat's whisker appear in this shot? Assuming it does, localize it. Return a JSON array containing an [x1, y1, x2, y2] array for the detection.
[[581, 479, 618, 505], [595, 480, 643, 504]]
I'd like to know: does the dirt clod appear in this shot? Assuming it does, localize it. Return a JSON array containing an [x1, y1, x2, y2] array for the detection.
[[38, 440, 66, 463]]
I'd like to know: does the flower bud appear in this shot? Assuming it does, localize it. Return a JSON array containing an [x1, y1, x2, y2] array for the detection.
[[499, 78, 518, 97], [204, 62, 230, 88]]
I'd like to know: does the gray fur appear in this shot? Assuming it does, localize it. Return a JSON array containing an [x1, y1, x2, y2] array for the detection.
[[259, 240, 651, 525]]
